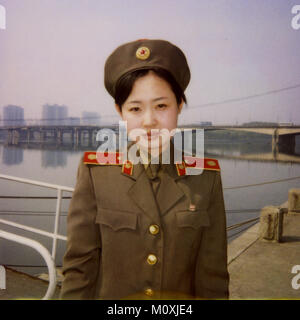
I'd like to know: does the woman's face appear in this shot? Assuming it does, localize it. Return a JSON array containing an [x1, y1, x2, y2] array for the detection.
[[115, 71, 183, 155]]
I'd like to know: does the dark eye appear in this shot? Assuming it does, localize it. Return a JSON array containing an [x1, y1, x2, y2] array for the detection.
[[157, 104, 167, 109], [129, 107, 140, 112]]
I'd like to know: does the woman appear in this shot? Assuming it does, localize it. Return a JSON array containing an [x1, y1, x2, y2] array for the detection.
[[60, 39, 229, 300]]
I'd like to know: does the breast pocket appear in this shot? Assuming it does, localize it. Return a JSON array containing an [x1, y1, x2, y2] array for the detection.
[[176, 209, 210, 229], [96, 208, 138, 231]]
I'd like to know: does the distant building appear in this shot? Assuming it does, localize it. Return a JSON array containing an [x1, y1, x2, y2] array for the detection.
[[42, 104, 68, 125], [81, 111, 101, 125], [3, 105, 25, 127]]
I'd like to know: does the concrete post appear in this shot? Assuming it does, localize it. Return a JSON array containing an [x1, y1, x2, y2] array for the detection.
[[288, 189, 300, 214], [53, 129, 57, 141], [12, 130, 19, 145], [27, 128, 30, 143], [57, 129, 62, 144], [259, 206, 284, 242], [88, 129, 93, 146], [6, 129, 12, 144], [41, 130, 45, 142], [77, 129, 81, 146], [71, 128, 74, 144], [272, 129, 279, 157]]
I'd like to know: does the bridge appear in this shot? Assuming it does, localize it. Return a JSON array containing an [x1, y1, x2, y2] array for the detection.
[[186, 125, 300, 154], [0, 125, 117, 146], [0, 124, 299, 154]]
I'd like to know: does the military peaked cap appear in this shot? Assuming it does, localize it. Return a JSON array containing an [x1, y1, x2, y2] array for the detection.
[[104, 39, 191, 98]]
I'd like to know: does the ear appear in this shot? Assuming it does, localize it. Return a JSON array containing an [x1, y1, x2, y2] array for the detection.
[[114, 104, 122, 117], [178, 99, 184, 114]]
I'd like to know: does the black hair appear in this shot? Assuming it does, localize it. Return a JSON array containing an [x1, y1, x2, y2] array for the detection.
[[114, 67, 187, 110]]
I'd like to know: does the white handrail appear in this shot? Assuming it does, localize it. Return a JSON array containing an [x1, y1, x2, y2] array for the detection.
[[0, 218, 67, 241], [0, 174, 74, 192], [0, 174, 73, 259], [0, 230, 57, 300]]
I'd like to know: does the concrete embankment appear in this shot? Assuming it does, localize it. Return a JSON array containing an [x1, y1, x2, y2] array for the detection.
[[0, 267, 61, 300], [228, 196, 300, 299]]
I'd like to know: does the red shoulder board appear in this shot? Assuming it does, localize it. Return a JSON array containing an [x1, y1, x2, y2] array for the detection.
[[185, 156, 220, 171], [83, 151, 134, 176], [83, 151, 123, 165], [175, 156, 220, 176]]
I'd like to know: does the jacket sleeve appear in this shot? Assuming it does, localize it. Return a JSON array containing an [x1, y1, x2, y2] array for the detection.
[[60, 157, 101, 300], [194, 171, 229, 299]]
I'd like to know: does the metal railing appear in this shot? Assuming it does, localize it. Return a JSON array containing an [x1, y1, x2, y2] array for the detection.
[[0, 174, 73, 259], [0, 230, 57, 300], [0, 174, 74, 299]]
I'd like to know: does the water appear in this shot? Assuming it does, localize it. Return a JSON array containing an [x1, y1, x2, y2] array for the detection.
[[0, 132, 300, 276]]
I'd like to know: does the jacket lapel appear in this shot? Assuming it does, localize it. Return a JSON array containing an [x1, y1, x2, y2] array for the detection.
[[120, 140, 188, 220], [156, 163, 187, 216], [123, 161, 162, 224]]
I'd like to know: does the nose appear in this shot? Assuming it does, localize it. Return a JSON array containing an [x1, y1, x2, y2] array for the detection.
[[142, 108, 157, 129]]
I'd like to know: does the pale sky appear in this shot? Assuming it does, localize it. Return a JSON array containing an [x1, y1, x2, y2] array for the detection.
[[0, 0, 299, 125]]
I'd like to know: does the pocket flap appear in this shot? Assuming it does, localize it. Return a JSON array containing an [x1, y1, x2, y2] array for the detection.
[[176, 210, 210, 228], [96, 208, 138, 231]]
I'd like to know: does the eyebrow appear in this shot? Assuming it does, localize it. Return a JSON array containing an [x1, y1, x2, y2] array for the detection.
[[126, 97, 169, 104]]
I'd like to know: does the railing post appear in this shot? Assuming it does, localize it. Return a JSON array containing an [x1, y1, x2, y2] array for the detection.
[[52, 189, 62, 260]]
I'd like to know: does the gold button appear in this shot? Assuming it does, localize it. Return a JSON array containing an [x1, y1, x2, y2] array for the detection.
[[147, 254, 157, 265], [125, 161, 132, 169], [144, 288, 154, 296], [189, 204, 196, 212], [149, 224, 159, 235]]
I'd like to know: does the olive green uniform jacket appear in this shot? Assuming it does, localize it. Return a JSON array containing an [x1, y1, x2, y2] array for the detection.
[[60, 153, 229, 300]]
